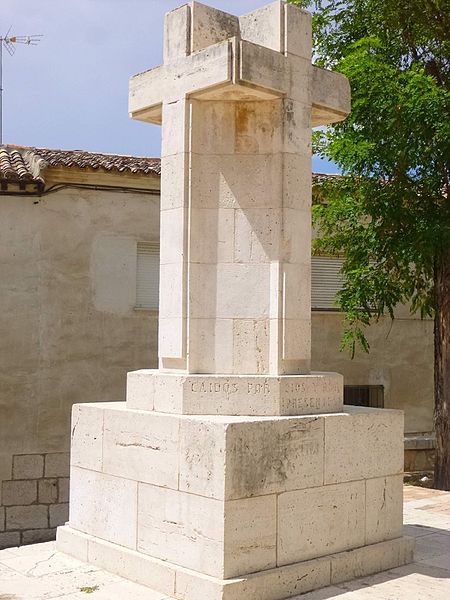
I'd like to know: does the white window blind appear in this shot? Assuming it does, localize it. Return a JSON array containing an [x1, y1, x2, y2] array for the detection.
[[311, 256, 345, 310], [136, 242, 160, 309]]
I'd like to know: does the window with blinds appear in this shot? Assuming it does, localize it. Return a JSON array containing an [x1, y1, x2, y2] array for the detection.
[[135, 242, 160, 310], [311, 256, 345, 310]]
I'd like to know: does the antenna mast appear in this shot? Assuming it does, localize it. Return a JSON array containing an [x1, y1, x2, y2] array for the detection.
[[0, 29, 43, 144]]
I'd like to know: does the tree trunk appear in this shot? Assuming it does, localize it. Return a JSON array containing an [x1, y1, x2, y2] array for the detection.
[[434, 248, 450, 490]]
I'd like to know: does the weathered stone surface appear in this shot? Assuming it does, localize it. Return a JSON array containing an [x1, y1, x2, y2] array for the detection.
[[21, 527, 56, 545], [6, 505, 48, 530], [127, 370, 343, 416], [2, 480, 37, 506], [69, 467, 137, 549], [0, 531, 20, 550], [38, 479, 58, 504], [324, 406, 404, 483], [366, 475, 404, 544], [13, 454, 44, 480], [71, 403, 104, 471], [103, 406, 179, 488], [45, 453, 70, 478], [49, 503, 69, 528], [58, 524, 415, 600], [137, 483, 277, 578], [58, 477, 69, 503], [277, 481, 366, 565]]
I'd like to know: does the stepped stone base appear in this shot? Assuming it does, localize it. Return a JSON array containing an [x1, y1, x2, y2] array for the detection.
[[57, 526, 414, 600], [58, 399, 414, 598]]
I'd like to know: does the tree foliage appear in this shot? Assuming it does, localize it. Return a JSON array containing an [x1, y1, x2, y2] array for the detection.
[[290, 0, 450, 355]]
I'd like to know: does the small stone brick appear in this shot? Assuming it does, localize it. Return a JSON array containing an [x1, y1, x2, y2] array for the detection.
[[38, 479, 58, 504], [21, 528, 56, 545], [13, 454, 44, 480], [0, 506, 5, 532], [49, 503, 69, 528], [58, 478, 70, 503], [2, 480, 37, 506], [0, 531, 20, 550], [6, 505, 48, 530], [45, 453, 70, 478]]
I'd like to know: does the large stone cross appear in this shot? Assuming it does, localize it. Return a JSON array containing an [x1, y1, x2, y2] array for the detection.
[[129, 0, 350, 376]]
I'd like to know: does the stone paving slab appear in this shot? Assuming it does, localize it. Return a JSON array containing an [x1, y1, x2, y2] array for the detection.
[[0, 487, 448, 599]]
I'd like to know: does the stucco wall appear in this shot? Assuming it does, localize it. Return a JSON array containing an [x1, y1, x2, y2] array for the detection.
[[311, 312, 434, 434], [0, 187, 159, 545]]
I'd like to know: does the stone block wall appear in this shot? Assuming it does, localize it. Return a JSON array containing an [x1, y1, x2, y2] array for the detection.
[[0, 452, 69, 549]]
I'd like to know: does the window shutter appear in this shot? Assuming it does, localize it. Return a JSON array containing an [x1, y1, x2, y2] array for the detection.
[[311, 256, 345, 310], [136, 242, 160, 309]]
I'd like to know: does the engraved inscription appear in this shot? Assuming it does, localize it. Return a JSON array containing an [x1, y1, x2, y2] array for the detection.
[[190, 381, 238, 394]]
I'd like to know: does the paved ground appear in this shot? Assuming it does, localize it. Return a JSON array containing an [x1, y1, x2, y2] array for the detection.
[[0, 486, 449, 599]]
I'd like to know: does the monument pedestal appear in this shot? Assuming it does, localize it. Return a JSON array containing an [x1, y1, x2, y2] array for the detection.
[[57, 381, 413, 600]]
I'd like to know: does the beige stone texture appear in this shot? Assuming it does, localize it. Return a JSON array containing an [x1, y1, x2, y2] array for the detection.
[[365, 475, 404, 544], [6, 505, 48, 530], [2, 480, 37, 506], [330, 536, 415, 585], [277, 481, 366, 565], [13, 455, 44, 480], [69, 467, 137, 549], [137, 482, 277, 579], [55, 524, 416, 600], [324, 406, 404, 484], [102, 406, 179, 488], [126, 370, 343, 416], [0, 506, 4, 532], [71, 404, 104, 471]]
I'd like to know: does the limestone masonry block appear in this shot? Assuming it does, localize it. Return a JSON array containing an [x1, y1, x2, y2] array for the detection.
[[365, 475, 404, 544], [137, 482, 277, 578], [58, 478, 69, 503], [0, 506, 4, 531], [22, 528, 56, 545], [71, 403, 104, 472], [277, 481, 366, 565], [2, 480, 37, 506], [69, 466, 137, 549], [126, 370, 343, 416], [330, 536, 415, 585], [103, 406, 179, 489], [38, 479, 58, 504], [49, 503, 69, 528], [0, 531, 20, 550], [190, 2, 240, 54], [324, 406, 404, 483], [164, 5, 190, 63], [239, 2, 284, 54], [45, 452, 70, 478], [6, 505, 48, 530], [13, 454, 44, 480]]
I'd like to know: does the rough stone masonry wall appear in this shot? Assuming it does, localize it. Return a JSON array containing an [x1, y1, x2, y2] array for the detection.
[[0, 452, 69, 549]]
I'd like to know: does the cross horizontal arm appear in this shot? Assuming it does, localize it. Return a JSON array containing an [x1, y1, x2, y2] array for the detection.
[[311, 66, 350, 127], [129, 39, 233, 122]]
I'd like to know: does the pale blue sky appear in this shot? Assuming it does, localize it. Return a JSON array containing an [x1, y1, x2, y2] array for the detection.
[[1, 0, 336, 172]]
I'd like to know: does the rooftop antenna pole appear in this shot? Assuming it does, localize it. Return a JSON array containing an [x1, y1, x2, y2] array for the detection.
[[0, 30, 43, 144]]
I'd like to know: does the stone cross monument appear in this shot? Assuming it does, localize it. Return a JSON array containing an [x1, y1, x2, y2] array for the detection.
[[57, 3, 413, 599]]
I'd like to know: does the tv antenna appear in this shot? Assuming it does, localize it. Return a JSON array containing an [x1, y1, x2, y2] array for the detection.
[[0, 28, 43, 144]]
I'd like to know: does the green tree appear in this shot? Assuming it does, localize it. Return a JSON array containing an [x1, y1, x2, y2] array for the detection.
[[290, 0, 450, 489]]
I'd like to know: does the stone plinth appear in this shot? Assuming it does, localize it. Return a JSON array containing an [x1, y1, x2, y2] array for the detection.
[[126, 370, 344, 415], [59, 401, 413, 599]]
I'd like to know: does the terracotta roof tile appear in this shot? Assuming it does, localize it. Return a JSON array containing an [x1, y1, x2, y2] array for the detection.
[[0, 145, 161, 188]]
